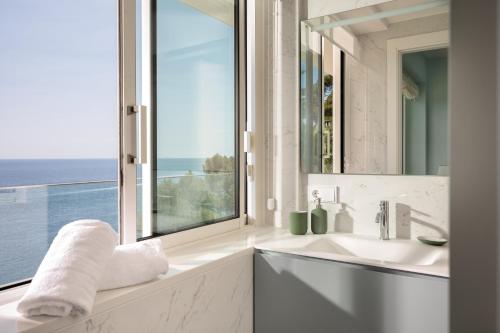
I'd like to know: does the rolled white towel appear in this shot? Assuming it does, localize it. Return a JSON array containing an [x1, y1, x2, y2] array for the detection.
[[98, 238, 169, 291], [17, 220, 117, 317]]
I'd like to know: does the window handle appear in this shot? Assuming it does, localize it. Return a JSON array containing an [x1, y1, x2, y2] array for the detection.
[[127, 105, 148, 164]]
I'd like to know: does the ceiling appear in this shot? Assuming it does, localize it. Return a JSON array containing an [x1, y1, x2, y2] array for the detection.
[[306, 0, 449, 36]]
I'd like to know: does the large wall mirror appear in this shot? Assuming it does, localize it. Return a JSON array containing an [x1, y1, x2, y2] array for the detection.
[[300, 0, 449, 175]]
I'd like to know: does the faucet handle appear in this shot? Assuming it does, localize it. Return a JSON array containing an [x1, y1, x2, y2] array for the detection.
[[312, 190, 319, 200]]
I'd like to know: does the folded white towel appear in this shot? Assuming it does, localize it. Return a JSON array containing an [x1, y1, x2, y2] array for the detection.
[[17, 220, 117, 317], [98, 238, 169, 291]]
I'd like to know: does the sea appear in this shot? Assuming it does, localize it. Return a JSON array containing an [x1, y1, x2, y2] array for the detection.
[[0, 158, 204, 286]]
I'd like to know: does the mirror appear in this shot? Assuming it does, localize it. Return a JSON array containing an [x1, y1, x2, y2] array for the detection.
[[300, 0, 449, 175]]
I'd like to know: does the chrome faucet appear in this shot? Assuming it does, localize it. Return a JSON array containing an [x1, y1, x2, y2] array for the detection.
[[375, 200, 389, 240]]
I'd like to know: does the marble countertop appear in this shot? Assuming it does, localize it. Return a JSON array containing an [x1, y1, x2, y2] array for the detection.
[[0, 226, 449, 333]]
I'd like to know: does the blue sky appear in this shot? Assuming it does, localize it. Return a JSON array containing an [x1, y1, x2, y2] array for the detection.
[[156, 0, 235, 159], [0, 0, 117, 159], [0, 0, 235, 159]]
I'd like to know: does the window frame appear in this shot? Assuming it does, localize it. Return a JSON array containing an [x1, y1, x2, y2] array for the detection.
[[119, 0, 247, 248], [0, 0, 246, 292]]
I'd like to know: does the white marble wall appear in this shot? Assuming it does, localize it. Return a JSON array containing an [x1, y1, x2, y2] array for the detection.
[[345, 36, 387, 173], [273, 0, 303, 228], [344, 14, 449, 174], [308, 174, 449, 240], [55, 255, 253, 333]]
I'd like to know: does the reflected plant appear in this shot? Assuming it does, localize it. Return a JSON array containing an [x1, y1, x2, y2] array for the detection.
[[156, 154, 236, 229]]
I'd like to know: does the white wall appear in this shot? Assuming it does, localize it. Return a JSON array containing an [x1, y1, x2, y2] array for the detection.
[[305, 0, 391, 20], [344, 14, 449, 174], [309, 174, 448, 239], [272, 0, 305, 228], [449, 1, 499, 332]]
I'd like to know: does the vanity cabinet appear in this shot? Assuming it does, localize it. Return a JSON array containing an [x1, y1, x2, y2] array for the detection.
[[254, 251, 448, 333]]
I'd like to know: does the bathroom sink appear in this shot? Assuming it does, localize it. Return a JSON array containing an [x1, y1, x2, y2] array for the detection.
[[256, 233, 449, 276], [300, 236, 446, 266]]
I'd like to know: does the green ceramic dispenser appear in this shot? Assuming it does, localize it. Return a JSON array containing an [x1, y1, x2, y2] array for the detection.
[[311, 197, 327, 234]]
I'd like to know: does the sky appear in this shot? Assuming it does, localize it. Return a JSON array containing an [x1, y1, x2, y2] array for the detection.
[[0, 0, 117, 159], [0, 0, 235, 160], [156, 0, 235, 159]]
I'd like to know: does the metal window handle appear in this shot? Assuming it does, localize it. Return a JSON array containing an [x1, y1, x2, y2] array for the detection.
[[128, 105, 148, 165]]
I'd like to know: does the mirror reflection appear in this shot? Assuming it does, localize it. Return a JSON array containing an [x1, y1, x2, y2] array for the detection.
[[300, 0, 449, 175]]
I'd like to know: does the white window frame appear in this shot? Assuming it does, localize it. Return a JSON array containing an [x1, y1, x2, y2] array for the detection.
[[119, 0, 247, 248], [386, 30, 449, 174], [0, 0, 246, 294]]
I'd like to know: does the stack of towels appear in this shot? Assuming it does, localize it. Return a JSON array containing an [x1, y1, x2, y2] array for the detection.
[[17, 220, 169, 317]]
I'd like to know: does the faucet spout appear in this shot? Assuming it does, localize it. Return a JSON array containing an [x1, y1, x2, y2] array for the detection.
[[375, 200, 389, 240]]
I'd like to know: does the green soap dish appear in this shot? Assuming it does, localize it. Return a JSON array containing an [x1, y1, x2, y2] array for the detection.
[[417, 236, 448, 246]]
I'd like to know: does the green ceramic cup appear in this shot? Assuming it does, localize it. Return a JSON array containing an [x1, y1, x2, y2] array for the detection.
[[289, 211, 308, 235]]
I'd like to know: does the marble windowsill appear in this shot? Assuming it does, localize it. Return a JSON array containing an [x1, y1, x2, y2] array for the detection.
[[0, 226, 449, 333], [0, 226, 276, 333]]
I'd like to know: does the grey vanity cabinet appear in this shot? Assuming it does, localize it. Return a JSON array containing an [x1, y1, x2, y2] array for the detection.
[[254, 251, 448, 333]]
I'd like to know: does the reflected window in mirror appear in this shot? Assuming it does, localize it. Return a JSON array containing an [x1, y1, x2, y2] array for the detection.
[[300, 23, 322, 174], [321, 38, 343, 174], [402, 48, 448, 176]]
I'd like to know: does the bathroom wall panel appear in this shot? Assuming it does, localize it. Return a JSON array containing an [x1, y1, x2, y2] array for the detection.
[[308, 174, 448, 240], [274, 0, 304, 228], [55, 255, 253, 333], [344, 14, 449, 174]]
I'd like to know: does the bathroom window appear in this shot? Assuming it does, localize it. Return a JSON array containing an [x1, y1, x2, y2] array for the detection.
[[152, 0, 239, 235], [134, 0, 245, 240], [0, 0, 119, 288]]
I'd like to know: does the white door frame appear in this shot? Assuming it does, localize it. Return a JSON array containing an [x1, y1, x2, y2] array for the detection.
[[332, 44, 342, 174], [386, 30, 449, 174]]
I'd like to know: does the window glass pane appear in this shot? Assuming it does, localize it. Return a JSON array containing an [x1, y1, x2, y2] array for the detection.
[[150, 0, 238, 235], [0, 1, 118, 287]]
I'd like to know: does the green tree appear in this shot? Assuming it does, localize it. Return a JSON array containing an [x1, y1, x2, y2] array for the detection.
[[203, 154, 234, 173], [156, 154, 236, 232], [323, 74, 333, 118]]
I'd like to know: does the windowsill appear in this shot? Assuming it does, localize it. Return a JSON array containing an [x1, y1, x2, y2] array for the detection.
[[0, 225, 278, 333]]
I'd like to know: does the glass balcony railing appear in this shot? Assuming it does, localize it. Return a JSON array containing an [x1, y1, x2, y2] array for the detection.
[[0, 172, 235, 287], [0, 180, 118, 287]]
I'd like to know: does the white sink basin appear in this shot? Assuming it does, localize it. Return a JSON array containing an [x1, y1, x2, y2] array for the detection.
[[256, 233, 449, 276], [302, 236, 446, 266]]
